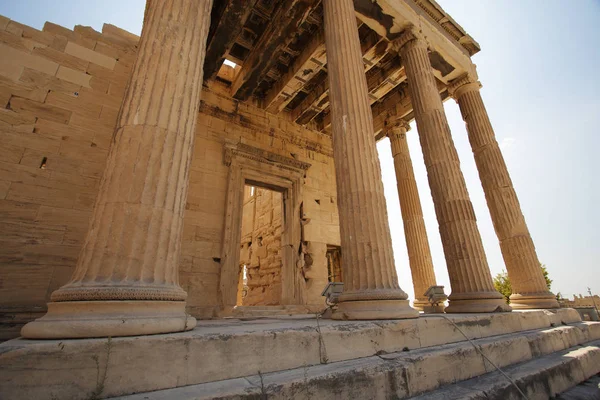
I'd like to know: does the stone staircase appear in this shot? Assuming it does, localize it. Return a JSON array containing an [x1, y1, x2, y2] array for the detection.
[[2, 309, 599, 400], [112, 321, 600, 399], [557, 374, 600, 399]]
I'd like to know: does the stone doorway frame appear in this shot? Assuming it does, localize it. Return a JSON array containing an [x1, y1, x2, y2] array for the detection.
[[219, 142, 311, 310]]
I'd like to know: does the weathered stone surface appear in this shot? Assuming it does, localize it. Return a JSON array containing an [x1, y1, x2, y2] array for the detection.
[[557, 374, 600, 399], [323, 0, 417, 320], [239, 187, 283, 306], [127, 338, 598, 399], [386, 119, 437, 310], [0, 19, 138, 330], [396, 28, 507, 313], [20, 0, 215, 338], [26, 318, 596, 400], [0, 0, 554, 331], [449, 73, 559, 310], [0, 309, 589, 399], [411, 342, 600, 400]]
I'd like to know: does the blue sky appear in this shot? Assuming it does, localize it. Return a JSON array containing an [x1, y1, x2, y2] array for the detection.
[[1, 1, 598, 301], [379, 0, 600, 301]]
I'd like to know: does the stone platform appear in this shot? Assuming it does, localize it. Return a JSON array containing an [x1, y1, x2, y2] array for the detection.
[[229, 305, 326, 318], [0, 309, 598, 400]]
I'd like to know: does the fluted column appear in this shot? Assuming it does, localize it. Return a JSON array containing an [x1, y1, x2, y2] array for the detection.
[[22, 0, 213, 338], [385, 119, 437, 310], [449, 74, 558, 309], [323, 0, 417, 320], [394, 28, 509, 313]]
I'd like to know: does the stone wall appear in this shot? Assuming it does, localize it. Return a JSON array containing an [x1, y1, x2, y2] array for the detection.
[[239, 187, 283, 306], [0, 16, 341, 332], [561, 295, 600, 308], [0, 16, 138, 339], [182, 82, 340, 317]]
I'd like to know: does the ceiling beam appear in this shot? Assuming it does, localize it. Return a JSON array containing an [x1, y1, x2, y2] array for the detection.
[[264, 30, 326, 114], [231, 0, 319, 101], [290, 27, 385, 124], [290, 78, 329, 124], [353, 0, 474, 83], [371, 81, 449, 140], [365, 57, 405, 103], [203, 0, 258, 81], [372, 86, 412, 139], [320, 56, 406, 129]]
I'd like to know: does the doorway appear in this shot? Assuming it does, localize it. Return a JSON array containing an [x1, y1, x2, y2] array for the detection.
[[326, 245, 342, 282], [219, 142, 309, 311]]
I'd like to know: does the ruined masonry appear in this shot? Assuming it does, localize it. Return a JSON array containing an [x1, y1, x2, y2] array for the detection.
[[0, 1, 598, 399]]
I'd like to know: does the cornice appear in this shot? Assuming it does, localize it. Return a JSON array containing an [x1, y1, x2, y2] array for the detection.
[[410, 0, 481, 56]]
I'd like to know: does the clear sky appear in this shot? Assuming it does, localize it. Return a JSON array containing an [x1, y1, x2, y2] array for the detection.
[[1, 1, 598, 301]]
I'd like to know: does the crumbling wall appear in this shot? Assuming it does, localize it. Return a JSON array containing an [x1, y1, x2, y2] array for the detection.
[[240, 188, 283, 306], [326, 246, 343, 282]]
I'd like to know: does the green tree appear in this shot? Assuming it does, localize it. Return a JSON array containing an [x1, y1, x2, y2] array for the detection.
[[493, 270, 512, 303], [493, 264, 553, 304], [541, 265, 553, 290]]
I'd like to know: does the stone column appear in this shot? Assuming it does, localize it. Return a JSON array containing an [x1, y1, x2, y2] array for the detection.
[[385, 118, 437, 310], [394, 28, 509, 313], [323, 0, 418, 320], [449, 74, 558, 309], [21, 0, 213, 339]]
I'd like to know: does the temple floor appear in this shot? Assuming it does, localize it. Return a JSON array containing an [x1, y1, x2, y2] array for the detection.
[[1, 309, 599, 399]]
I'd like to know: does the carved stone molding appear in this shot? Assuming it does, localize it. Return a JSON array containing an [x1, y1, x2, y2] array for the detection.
[[219, 143, 306, 310], [390, 26, 424, 54], [223, 142, 311, 173], [384, 116, 411, 139], [448, 73, 482, 100], [51, 286, 187, 302]]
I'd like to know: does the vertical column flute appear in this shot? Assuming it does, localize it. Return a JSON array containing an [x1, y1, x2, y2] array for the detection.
[[22, 0, 214, 338], [323, 0, 418, 319], [395, 28, 509, 313]]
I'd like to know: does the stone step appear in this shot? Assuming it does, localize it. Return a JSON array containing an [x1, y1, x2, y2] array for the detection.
[[409, 342, 600, 400], [0, 309, 589, 399], [556, 373, 600, 399], [231, 305, 323, 318], [110, 323, 600, 400], [234, 306, 286, 311]]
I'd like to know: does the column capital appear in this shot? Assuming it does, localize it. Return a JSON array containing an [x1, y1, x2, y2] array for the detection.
[[391, 26, 425, 53], [448, 73, 482, 100], [385, 116, 411, 139]]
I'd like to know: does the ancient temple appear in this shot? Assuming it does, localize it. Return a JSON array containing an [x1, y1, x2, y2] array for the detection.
[[0, 1, 599, 399]]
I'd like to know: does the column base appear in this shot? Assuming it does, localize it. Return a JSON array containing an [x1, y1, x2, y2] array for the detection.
[[20, 300, 196, 339], [509, 293, 560, 310], [412, 299, 430, 311], [332, 299, 419, 320], [445, 297, 512, 313]]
